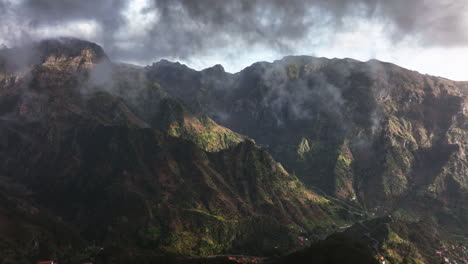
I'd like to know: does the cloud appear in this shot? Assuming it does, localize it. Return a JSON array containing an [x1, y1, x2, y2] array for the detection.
[[0, 0, 126, 46], [1, 0, 467, 66], [376, 0, 468, 46], [19, 0, 126, 39], [120, 0, 468, 60]]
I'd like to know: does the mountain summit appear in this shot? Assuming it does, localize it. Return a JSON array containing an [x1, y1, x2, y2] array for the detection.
[[0, 38, 108, 73]]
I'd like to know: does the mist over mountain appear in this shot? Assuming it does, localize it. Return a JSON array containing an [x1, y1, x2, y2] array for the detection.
[[148, 54, 468, 207], [0, 38, 467, 264], [2, 0, 468, 80]]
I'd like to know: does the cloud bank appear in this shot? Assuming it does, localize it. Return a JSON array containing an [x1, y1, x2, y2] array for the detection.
[[1, 0, 467, 77]]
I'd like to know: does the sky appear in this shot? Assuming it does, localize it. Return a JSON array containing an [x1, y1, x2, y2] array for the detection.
[[1, 0, 468, 80]]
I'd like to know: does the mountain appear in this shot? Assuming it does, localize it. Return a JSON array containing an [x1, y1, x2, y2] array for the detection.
[[0, 39, 352, 263], [0, 38, 467, 264], [145, 55, 468, 264], [272, 216, 448, 264], [147, 56, 468, 231]]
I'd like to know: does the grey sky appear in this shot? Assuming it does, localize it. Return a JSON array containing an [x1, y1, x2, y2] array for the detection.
[[1, 0, 467, 80]]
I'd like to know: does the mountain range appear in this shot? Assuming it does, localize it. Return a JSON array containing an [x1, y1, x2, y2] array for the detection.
[[0, 38, 466, 264]]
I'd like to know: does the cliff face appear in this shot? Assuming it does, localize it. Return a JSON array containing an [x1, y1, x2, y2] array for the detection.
[[0, 39, 348, 262], [147, 56, 468, 231]]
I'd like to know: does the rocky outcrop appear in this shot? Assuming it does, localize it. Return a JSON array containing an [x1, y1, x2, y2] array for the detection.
[[154, 97, 245, 152]]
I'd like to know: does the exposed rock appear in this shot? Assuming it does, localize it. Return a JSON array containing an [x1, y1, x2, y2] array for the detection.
[[297, 137, 311, 159]]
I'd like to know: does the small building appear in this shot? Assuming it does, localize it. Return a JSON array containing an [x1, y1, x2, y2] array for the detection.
[[37, 261, 55, 264]]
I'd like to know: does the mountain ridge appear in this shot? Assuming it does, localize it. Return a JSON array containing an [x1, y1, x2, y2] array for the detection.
[[146, 49, 467, 236], [0, 38, 357, 263], [0, 38, 466, 264]]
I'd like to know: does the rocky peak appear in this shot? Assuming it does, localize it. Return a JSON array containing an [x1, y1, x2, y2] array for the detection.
[[0, 38, 109, 73], [37, 38, 107, 60], [150, 59, 193, 72], [37, 38, 109, 72], [201, 64, 225, 75]]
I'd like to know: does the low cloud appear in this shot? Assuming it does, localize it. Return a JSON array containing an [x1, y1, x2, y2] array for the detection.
[[0, 0, 467, 67]]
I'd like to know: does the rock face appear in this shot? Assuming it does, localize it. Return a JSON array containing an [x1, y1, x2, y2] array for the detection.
[[147, 56, 468, 230], [0, 39, 350, 262]]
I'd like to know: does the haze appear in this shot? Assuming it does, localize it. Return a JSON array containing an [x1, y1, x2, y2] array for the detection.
[[1, 0, 467, 80]]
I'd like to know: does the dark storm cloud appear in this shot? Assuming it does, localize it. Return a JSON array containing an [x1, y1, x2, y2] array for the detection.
[[19, 0, 127, 44], [1, 0, 467, 62], [114, 0, 468, 61], [0, 0, 127, 47], [376, 0, 468, 46], [115, 0, 370, 60], [19, 0, 125, 24]]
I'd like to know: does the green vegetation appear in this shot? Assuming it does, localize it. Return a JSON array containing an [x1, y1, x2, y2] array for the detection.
[[286, 64, 299, 80], [2, 39, 467, 264], [160, 98, 244, 152]]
